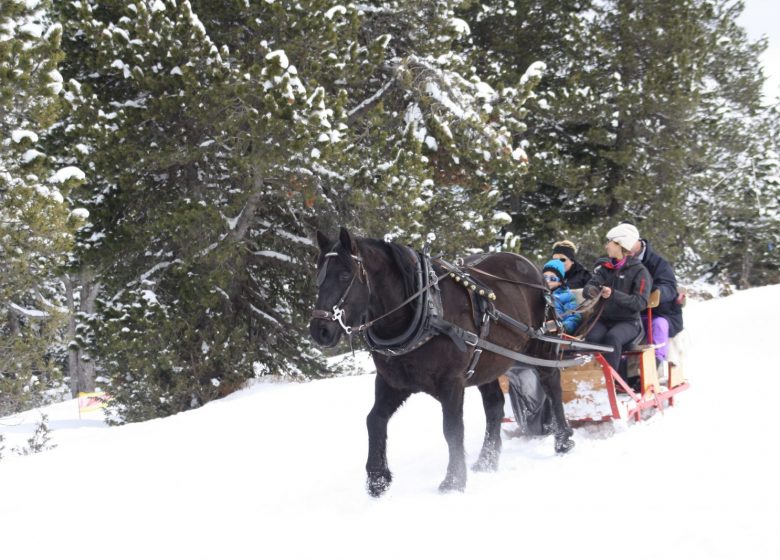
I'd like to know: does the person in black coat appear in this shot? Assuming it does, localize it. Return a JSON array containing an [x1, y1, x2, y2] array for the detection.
[[583, 224, 652, 376], [551, 240, 592, 289], [630, 237, 684, 362]]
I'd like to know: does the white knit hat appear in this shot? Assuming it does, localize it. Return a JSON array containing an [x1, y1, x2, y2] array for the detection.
[[606, 223, 640, 251]]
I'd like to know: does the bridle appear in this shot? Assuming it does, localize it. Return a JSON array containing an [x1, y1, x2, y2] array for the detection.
[[311, 246, 447, 339], [310, 250, 366, 336]]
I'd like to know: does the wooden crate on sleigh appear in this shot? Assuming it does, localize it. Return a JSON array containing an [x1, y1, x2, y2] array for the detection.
[[561, 357, 619, 423]]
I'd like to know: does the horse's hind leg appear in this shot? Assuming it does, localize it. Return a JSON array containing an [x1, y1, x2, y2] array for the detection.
[[537, 367, 575, 453], [472, 380, 504, 472], [366, 375, 410, 497], [438, 381, 467, 493]]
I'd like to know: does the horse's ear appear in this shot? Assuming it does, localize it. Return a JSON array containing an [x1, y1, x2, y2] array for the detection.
[[316, 230, 331, 253], [339, 227, 359, 256]]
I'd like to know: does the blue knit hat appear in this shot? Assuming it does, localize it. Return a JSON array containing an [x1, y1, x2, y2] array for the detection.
[[542, 259, 565, 279]]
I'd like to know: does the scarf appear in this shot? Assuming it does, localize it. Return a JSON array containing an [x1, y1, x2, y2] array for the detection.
[[604, 257, 627, 270]]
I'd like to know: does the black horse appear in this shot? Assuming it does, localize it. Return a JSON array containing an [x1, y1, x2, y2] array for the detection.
[[310, 228, 574, 496]]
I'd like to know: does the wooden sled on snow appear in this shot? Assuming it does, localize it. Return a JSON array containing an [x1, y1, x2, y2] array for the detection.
[[560, 288, 690, 424], [561, 342, 688, 424], [500, 288, 690, 427]]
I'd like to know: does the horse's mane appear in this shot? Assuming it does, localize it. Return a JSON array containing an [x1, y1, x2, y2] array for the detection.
[[360, 238, 417, 297], [387, 242, 417, 296]]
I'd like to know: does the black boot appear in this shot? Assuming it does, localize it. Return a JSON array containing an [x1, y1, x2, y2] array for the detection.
[[554, 426, 575, 454]]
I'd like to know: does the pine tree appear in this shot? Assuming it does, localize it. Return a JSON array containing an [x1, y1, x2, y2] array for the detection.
[[685, 0, 779, 287], [465, 0, 778, 282], [463, 0, 597, 257], [0, 0, 81, 414], [43, 0, 544, 421], [52, 0, 386, 421], [338, 1, 539, 253]]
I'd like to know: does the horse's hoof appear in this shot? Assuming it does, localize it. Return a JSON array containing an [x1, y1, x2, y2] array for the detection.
[[471, 456, 499, 473], [554, 437, 575, 454], [367, 471, 392, 497], [438, 476, 466, 493]]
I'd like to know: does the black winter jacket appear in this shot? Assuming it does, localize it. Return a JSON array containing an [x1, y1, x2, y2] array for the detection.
[[564, 260, 592, 289], [584, 257, 652, 324], [638, 239, 684, 337]]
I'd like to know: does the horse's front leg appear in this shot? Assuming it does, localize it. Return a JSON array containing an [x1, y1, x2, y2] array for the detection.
[[538, 366, 575, 453], [472, 379, 504, 472], [438, 380, 467, 493], [366, 374, 410, 497]]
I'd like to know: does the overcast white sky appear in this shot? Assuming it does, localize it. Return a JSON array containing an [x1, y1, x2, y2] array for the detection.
[[739, 0, 780, 102]]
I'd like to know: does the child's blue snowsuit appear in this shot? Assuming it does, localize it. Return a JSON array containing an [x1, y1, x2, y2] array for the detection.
[[552, 286, 581, 334]]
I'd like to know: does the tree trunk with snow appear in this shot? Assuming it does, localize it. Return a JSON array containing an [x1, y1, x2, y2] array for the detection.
[[65, 272, 102, 396]]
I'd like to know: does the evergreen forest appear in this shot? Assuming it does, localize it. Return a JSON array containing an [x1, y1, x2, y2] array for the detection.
[[2, 0, 778, 421]]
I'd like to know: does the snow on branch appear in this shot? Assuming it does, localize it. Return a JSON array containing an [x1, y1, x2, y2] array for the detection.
[[519, 61, 546, 86], [397, 55, 525, 161], [111, 260, 181, 302], [310, 163, 346, 181], [36, 291, 68, 314], [139, 260, 178, 284], [8, 302, 49, 319], [48, 166, 86, 184], [347, 78, 396, 125], [252, 250, 295, 263], [249, 304, 282, 327], [12, 130, 38, 143], [257, 220, 314, 247]]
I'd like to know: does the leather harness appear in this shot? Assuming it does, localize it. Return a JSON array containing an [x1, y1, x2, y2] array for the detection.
[[312, 245, 613, 377]]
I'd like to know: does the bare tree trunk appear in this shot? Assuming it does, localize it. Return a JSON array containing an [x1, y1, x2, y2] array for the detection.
[[79, 278, 101, 391], [739, 248, 753, 290], [64, 270, 102, 396], [8, 306, 21, 336], [64, 275, 81, 397]]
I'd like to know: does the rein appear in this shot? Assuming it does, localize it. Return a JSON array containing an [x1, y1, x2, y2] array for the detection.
[[355, 270, 449, 335], [572, 294, 606, 338], [311, 244, 612, 369], [466, 265, 549, 292]]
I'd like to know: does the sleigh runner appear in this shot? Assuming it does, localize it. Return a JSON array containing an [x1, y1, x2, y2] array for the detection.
[[558, 344, 689, 424]]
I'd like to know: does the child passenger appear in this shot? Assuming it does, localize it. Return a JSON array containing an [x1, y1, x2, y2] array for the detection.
[[542, 259, 582, 335]]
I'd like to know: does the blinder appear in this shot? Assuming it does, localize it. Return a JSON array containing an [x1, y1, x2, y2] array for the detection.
[[311, 246, 366, 335], [316, 251, 339, 287]]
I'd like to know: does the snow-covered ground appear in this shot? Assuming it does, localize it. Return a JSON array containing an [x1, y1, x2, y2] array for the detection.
[[1, 286, 779, 560]]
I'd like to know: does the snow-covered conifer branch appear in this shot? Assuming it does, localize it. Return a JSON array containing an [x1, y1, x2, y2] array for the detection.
[[347, 78, 396, 125]]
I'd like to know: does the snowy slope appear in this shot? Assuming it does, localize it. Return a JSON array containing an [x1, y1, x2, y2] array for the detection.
[[1, 286, 779, 560]]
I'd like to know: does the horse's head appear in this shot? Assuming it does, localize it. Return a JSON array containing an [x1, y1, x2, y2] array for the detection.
[[309, 227, 370, 347]]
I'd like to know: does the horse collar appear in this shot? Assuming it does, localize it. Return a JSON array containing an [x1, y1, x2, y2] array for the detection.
[[313, 242, 454, 356]]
